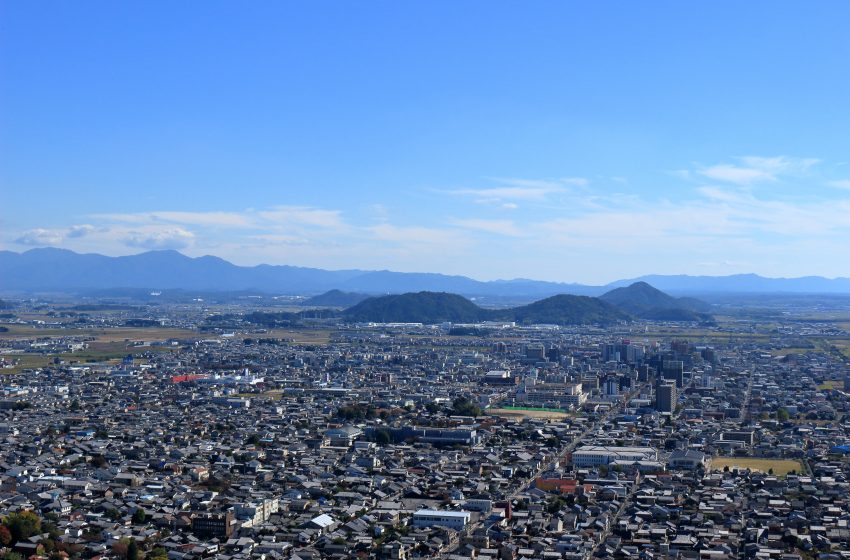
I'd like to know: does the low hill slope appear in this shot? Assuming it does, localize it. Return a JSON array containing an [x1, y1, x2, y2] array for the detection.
[[302, 289, 370, 307]]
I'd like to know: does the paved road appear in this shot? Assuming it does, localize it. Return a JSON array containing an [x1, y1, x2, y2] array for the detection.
[[451, 382, 652, 553]]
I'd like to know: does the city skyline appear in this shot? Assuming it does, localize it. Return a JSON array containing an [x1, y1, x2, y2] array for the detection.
[[3, 2, 850, 283]]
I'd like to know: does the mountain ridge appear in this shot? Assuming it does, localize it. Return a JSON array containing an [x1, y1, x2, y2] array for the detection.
[[2, 248, 850, 295]]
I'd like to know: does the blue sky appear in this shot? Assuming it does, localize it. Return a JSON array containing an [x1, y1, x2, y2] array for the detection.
[[2, 1, 850, 283]]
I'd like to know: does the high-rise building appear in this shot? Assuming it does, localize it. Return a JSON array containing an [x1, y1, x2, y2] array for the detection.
[[604, 376, 619, 397], [525, 344, 546, 361], [662, 360, 685, 387], [602, 340, 645, 364], [657, 380, 677, 413]]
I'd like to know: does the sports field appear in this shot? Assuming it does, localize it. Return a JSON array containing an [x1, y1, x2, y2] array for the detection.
[[709, 457, 803, 477], [488, 407, 570, 420]]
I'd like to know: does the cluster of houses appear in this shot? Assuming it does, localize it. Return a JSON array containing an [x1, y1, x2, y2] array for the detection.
[[1, 305, 850, 559]]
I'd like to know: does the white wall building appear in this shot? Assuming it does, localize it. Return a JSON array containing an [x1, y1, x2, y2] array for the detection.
[[572, 445, 658, 468], [412, 510, 471, 531]]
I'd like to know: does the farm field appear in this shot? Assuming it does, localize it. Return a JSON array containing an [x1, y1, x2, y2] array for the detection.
[[268, 329, 332, 345], [0, 324, 196, 342]]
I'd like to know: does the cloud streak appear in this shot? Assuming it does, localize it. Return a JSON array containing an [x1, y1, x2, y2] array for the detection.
[[123, 227, 195, 250], [698, 155, 820, 185], [8, 156, 850, 282]]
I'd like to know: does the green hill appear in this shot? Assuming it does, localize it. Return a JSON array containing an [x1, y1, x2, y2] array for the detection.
[[496, 294, 629, 325], [344, 291, 630, 325], [302, 289, 370, 307], [344, 292, 486, 323], [600, 281, 713, 321]]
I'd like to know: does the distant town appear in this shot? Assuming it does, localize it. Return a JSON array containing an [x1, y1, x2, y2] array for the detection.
[[2, 286, 850, 560]]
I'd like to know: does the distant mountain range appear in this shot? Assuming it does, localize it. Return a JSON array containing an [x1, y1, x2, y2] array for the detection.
[[2, 247, 850, 296]]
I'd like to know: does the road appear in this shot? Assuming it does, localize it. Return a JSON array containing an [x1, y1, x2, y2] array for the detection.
[[451, 381, 652, 553]]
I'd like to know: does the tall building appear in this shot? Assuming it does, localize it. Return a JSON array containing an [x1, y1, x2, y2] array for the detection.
[[525, 344, 546, 361], [604, 376, 619, 397], [602, 340, 645, 364], [662, 360, 684, 387], [192, 510, 236, 538], [657, 380, 677, 413]]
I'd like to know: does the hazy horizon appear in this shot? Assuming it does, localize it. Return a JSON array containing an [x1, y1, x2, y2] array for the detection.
[[7, 246, 850, 288], [3, 2, 850, 284]]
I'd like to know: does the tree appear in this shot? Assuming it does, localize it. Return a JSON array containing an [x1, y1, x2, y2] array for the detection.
[[546, 497, 564, 514], [451, 397, 481, 417], [2, 510, 42, 542], [127, 539, 139, 560], [374, 428, 392, 446], [112, 539, 129, 558], [776, 408, 790, 422], [131, 509, 146, 525], [0, 525, 10, 546]]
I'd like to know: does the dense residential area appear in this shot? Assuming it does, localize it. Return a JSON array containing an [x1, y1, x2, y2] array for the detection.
[[2, 297, 850, 560]]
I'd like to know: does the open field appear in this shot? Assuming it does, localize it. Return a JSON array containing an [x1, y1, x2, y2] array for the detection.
[[0, 324, 196, 342], [268, 329, 332, 345], [1, 354, 56, 374], [709, 457, 803, 477], [488, 407, 570, 420], [829, 339, 850, 360], [817, 380, 843, 391], [1, 345, 178, 374], [1, 331, 181, 373]]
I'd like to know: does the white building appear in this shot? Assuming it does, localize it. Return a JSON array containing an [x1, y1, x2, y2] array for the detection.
[[235, 498, 279, 526], [572, 445, 658, 467], [518, 382, 586, 410], [412, 509, 472, 531]]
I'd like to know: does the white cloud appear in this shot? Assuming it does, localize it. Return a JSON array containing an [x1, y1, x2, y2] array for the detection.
[[123, 227, 195, 250], [699, 164, 775, 185], [258, 206, 345, 229], [248, 234, 309, 246], [95, 211, 253, 228], [739, 155, 819, 173], [15, 228, 64, 246], [698, 155, 820, 185], [448, 176, 588, 206], [150, 211, 253, 228], [67, 224, 97, 238], [10, 158, 850, 282], [455, 186, 558, 201]]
